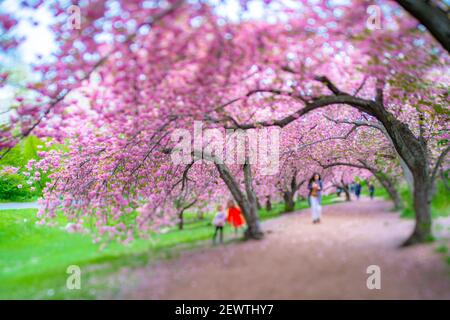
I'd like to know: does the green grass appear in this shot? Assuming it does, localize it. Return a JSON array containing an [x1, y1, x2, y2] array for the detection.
[[434, 244, 450, 267], [0, 136, 50, 201], [400, 181, 450, 219], [362, 180, 450, 218], [0, 208, 233, 299], [0, 196, 343, 299], [0, 198, 40, 203], [435, 244, 448, 254]]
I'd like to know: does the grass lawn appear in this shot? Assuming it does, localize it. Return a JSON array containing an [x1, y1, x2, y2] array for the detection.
[[0, 195, 342, 299], [366, 181, 450, 218]]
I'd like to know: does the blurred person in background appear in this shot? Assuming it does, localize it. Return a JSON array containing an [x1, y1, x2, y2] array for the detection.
[[308, 173, 323, 224]]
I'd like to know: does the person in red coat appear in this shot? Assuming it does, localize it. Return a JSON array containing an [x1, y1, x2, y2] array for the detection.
[[226, 200, 245, 234]]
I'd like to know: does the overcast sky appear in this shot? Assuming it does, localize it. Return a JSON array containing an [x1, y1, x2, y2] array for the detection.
[[1, 0, 314, 63]]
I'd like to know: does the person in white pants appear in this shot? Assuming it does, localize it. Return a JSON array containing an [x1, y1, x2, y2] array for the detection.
[[310, 195, 322, 222], [308, 173, 323, 224]]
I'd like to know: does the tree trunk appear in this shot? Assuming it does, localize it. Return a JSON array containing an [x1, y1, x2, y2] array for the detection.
[[374, 173, 403, 210], [378, 114, 433, 246], [282, 175, 301, 212], [178, 211, 184, 230], [176, 199, 196, 230], [342, 184, 351, 201], [240, 200, 263, 240], [399, 156, 414, 192], [214, 161, 263, 240], [265, 196, 272, 211], [256, 197, 262, 210], [283, 191, 295, 212], [383, 128, 414, 192], [395, 0, 450, 53], [402, 173, 432, 246], [242, 162, 264, 239]]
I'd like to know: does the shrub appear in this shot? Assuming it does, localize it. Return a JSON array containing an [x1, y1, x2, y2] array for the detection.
[[0, 171, 37, 201]]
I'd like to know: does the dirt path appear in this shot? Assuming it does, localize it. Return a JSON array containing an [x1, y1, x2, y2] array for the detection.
[[0, 202, 39, 210], [111, 198, 450, 299]]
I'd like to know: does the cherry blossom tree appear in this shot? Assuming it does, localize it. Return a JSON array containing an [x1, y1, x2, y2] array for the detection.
[[214, 1, 449, 245], [316, 115, 404, 209], [0, 0, 448, 245]]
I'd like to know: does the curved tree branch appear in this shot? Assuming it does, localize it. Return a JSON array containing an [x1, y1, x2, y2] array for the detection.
[[395, 0, 450, 52], [430, 145, 450, 186]]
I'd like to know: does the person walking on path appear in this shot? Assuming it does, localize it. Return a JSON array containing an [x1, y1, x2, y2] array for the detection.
[[308, 173, 323, 224], [212, 204, 227, 244], [349, 183, 355, 195], [227, 200, 245, 234], [355, 182, 362, 200], [336, 186, 342, 197]]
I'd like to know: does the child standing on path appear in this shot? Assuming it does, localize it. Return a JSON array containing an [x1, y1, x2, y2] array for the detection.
[[227, 200, 245, 235], [212, 205, 227, 244]]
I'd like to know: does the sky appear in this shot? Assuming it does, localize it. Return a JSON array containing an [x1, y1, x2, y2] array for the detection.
[[1, 0, 255, 64], [1, 0, 56, 63], [4, 0, 450, 64], [1, 0, 308, 63]]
